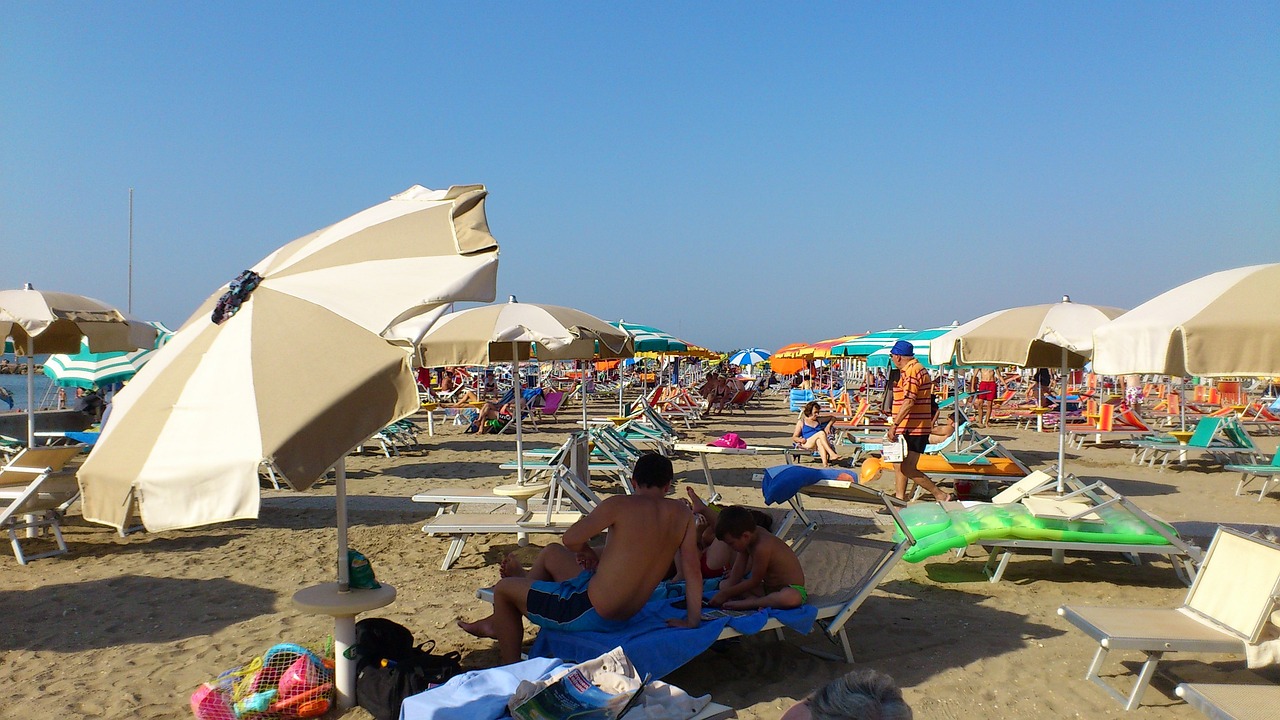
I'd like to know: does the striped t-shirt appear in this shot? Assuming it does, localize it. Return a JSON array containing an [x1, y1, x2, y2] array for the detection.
[[893, 359, 934, 435]]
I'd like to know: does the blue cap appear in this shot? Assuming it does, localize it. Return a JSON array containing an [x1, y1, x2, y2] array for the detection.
[[890, 339, 915, 356]]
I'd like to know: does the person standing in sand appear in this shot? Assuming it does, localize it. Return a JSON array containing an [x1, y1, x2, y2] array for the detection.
[[883, 340, 953, 510], [458, 453, 702, 664], [973, 367, 998, 426]]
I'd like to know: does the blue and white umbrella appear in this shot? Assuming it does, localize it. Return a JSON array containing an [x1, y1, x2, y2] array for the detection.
[[729, 348, 770, 366]]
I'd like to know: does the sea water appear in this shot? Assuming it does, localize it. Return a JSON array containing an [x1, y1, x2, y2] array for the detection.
[[0, 371, 58, 412]]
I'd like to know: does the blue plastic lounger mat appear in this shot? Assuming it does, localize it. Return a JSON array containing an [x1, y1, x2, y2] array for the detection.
[[762, 465, 856, 505], [529, 581, 818, 679], [400, 656, 567, 720], [65, 431, 100, 446]]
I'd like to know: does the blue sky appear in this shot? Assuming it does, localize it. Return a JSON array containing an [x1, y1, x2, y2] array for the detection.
[[3, 3, 1276, 352]]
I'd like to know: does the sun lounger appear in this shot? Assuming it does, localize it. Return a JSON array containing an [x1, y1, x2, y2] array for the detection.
[[1175, 682, 1280, 720], [673, 442, 793, 503], [0, 445, 86, 564], [418, 465, 596, 570], [1127, 416, 1262, 471], [1225, 451, 1280, 502], [1059, 527, 1280, 710]]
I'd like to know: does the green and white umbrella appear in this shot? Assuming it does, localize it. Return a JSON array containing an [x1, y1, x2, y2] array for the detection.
[[42, 322, 174, 389], [610, 321, 689, 353], [830, 327, 915, 357], [865, 325, 958, 369]]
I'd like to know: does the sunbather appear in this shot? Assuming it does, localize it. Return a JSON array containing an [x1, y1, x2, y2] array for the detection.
[[708, 505, 807, 611], [673, 487, 735, 582], [793, 401, 840, 467], [458, 453, 702, 663]]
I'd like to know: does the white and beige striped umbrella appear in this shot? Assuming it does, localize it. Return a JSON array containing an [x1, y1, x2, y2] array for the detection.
[[79, 185, 500, 533], [0, 285, 158, 445], [416, 300, 633, 479], [929, 299, 1126, 369], [1092, 263, 1280, 378]]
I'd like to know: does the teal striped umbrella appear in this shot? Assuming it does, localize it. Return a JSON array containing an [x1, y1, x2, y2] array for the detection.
[[830, 327, 915, 357], [42, 322, 173, 389], [865, 324, 958, 368], [610, 321, 689, 353]]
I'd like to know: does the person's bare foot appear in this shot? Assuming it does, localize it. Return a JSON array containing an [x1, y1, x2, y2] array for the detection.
[[499, 553, 526, 578], [685, 486, 708, 512], [457, 617, 497, 639]]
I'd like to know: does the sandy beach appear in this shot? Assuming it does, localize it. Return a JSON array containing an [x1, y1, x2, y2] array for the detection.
[[3, 395, 1278, 720]]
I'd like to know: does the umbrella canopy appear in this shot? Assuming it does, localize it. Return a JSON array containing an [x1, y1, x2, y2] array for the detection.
[[611, 321, 689, 353], [419, 299, 632, 480], [1092, 263, 1280, 378], [928, 300, 1124, 369], [79, 184, 500, 533], [417, 302, 632, 367], [0, 285, 158, 355], [830, 327, 914, 357], [0, 285, 158, 444], [729, 348, 770, 366], [811, 335, 865, 358], [865, 324, 958, 369], [42, 322, 174, 389], [928, 298, 1126, 491]]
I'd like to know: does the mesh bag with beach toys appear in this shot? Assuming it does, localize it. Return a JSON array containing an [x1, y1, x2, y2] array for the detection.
[[190, 641, 335, 720]]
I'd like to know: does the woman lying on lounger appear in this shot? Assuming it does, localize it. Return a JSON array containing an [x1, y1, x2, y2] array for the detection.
[[792, 401, 840, 467]]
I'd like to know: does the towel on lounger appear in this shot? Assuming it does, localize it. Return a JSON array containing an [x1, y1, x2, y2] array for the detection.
[[528, 581, 817, 679], [762, 465, 854, 505]]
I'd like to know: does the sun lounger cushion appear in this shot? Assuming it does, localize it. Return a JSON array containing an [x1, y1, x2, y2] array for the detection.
[[761, 465, 859, 505], [528, 580, 817, 680], [895, 502, 1179, 562]]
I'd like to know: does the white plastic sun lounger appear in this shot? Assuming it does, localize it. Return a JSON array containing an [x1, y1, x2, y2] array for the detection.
[[1175, 682, 1280, 720], [1058, 527, 1280, 711], [0, 446, 86, 564]]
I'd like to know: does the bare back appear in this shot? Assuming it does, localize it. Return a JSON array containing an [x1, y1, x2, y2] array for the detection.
[[751, 531, 805, 592], [587, 494, 695, 620]]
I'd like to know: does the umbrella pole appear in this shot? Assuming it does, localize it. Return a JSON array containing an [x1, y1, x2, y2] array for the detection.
[[953, 368, 961, 451], [1057, 348, 1068, 493], [336, 456, 350, 590], [513, 344, 525, 484], [26, 337, 35, 447], [581, 359, 588, 429]]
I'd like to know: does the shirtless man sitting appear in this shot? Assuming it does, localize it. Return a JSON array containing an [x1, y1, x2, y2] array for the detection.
[[458, 454, 702, 664]]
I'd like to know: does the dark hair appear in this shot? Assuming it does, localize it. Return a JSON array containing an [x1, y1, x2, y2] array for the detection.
[[633, 453, 674, 488], [803, 400, 820, 416], [715, 505, 757, 540]]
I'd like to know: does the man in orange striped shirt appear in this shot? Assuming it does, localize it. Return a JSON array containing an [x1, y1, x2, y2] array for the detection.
[[885, 340, 955, 506]]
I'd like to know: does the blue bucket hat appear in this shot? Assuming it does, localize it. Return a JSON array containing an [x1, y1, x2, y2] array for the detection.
[[889, 339, 915, 357]]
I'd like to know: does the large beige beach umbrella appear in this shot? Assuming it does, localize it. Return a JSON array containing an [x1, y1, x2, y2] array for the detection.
[[415, 298, 633, 480], [76, 185, 500, 709], [929, 297, 1126, 490], [1092, 263, 1280, 378], [0, 285, 158, 445]]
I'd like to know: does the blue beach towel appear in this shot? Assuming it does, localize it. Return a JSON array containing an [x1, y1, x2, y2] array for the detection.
[[762, 465, 854, 505], [528, 582, 817, 679]]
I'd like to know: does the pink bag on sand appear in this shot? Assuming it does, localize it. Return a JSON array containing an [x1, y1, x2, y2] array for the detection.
[[709, 433, 748, 449]]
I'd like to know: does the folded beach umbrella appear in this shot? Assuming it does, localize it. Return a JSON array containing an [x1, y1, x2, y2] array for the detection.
[[0, 285, 158, 445], [1092, 263, 1280, 378], [729, 348, 770, 366], [929, 298, 1125, 490], [417, 299, 633, 464], [42, 321, 174, 390]]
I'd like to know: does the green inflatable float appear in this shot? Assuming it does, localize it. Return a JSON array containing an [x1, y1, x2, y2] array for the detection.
[[894, 502, 1177, 563]]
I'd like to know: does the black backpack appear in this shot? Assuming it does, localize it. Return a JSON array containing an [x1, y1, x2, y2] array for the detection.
[[347, 618, 464, 720]]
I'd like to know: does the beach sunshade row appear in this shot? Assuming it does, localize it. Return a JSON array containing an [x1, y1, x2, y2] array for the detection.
[[79, 185, 500, 532], [929, 301, 1125, 369], [1092, 263, 1280, 378]]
